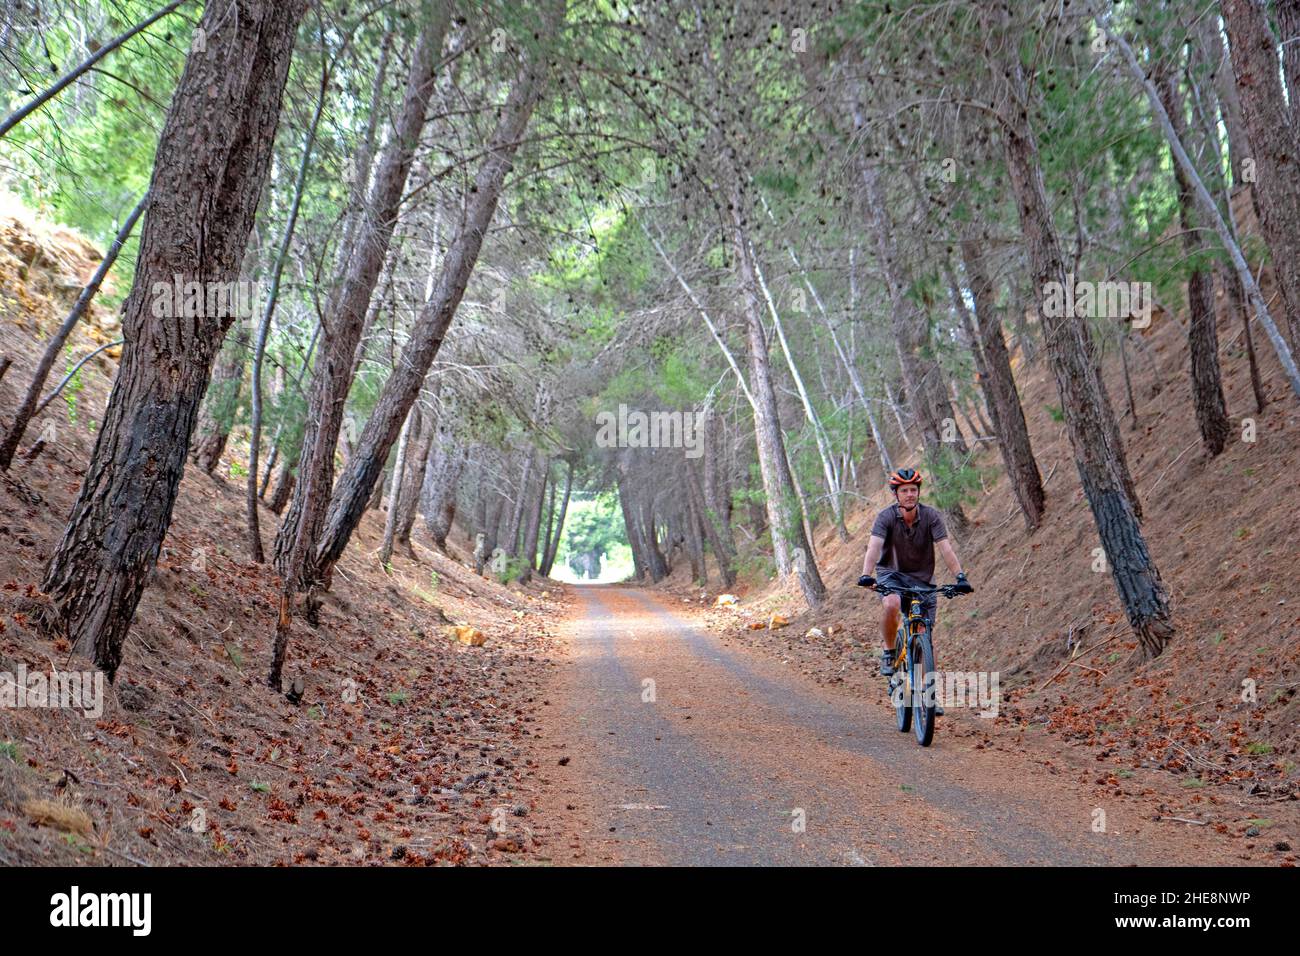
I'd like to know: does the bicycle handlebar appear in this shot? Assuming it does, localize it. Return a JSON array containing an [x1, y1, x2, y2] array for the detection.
[[860, 580, 966, 600]]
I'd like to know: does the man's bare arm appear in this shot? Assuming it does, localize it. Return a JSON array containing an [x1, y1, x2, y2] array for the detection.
[[937, 538, 963, 577], [863, 534, 885, 575]]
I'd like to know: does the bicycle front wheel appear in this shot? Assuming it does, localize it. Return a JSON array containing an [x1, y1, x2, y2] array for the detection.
[[911, 628, 937, 746], [892, 640, 911, 733]]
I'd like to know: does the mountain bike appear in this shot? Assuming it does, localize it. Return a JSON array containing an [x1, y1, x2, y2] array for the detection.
[[863, 576, 967, 747]]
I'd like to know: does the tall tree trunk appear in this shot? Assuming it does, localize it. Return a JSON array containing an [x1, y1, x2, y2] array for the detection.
[[617, 468, 648, 581], [334, 26, 393, 280], [1200, 13, 1252, 189], [422, 423, 466, 554], [247, 56, 328, 562], [1159, 71, 1230, 456], [540, 468, 558, 566], [378, 404, 418, 568], [540, 457, 573, 576], [521, 461, 548, 577], [503, 451, 534, 559], [42, 0, 307, 680], [686, 458, 735, 587], [747, 224, 847, 539], [858, 156, 970, 535], [272, 6, 452, 585], [993, 26, 1173, 657], [961, 240, 1045, 529], [475, 493, 504, 576], [190, 324, 249, 475], [1221, 0, 1300, 354], [640, 494, 668, 582], [700, 412, 738, 564], [312, 40, 553, 579], [1221, 261, 1267, 411], [393, 403, 433, 557], [1276, 0, 1300, 125], [269, 462, 295, 515], [0, 192, 146, 470], [729, 184, 826, 604], [681, 464, 707, 586], [1189, 27, 1270, 412], [1106, 22, 1300, 400]]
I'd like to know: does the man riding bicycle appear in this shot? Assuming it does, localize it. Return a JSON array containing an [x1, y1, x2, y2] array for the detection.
[[857, 469, 973, 694]]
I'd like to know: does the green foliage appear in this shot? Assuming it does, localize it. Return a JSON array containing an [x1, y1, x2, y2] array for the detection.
[[559, 494, 624, 561], [0, 0, 191, 287], [655, 351, 708, 406], [488, 554, 528, 584], [754, 169, 799, 196], [61, 347, 84, 424], [203, 365, 248, 433], [735, 547, 777, 582], [925, 448, 985, 517]]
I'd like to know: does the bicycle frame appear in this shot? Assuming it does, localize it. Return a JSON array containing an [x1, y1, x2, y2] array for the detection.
[[872, 580, 958, 705], [861, 577, 967, 745], [890, 592, 929, 705]]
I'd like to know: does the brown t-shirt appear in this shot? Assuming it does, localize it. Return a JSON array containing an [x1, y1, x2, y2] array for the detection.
[[870, 503, 948, 583]]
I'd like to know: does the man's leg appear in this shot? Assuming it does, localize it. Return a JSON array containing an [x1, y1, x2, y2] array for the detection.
[[880, 593, 900, 675]]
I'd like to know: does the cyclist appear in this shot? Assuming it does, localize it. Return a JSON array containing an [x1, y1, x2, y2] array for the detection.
[[857, 469, 973, 691]]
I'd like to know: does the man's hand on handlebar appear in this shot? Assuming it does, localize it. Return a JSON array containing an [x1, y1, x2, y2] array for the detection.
[[857, 574, 876, 588], [953, 571, 973, 594]]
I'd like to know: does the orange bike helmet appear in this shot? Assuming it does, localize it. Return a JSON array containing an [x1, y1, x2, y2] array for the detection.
[[888, 467, 923, 489]]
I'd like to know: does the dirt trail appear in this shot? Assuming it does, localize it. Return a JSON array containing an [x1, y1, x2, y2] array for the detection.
[[535, 585, 1267, 866]]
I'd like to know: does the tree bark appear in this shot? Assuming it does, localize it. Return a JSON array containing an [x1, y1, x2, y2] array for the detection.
[[993, 27, 1173, 658], [858, 156, 971, 535], [1199, 13, 1252, 189], [540, 457, 573, 576], [422, 421, 466, 554], [681, 465, 706, 585], [268, 462, 295, 515], [685, 457, 735, 587], [617, 467, 648, 581], [393, 403, 433, 556], [1276, 0, 1300, 125], [640, 494, 668, 582], [190, 324, 249, 475], [503, 450, 534, 559], [311, 40, 552, 580], [1221, 0, 1300, 354], [961, 240, 1045, 529], [748, 220, 847, 539], [246, 62, 327, 563], [1159, 72, 1231, 456], [42, 0, 307, 680], [729, 182, 825, 605], [475, 494, 504, 576], [521, 460, 548, 577], [378, 404, 418, 567], [272, 6, 452, 584]]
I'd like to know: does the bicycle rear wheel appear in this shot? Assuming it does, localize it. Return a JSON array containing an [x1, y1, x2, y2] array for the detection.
[[911, 628, 937, 746]]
